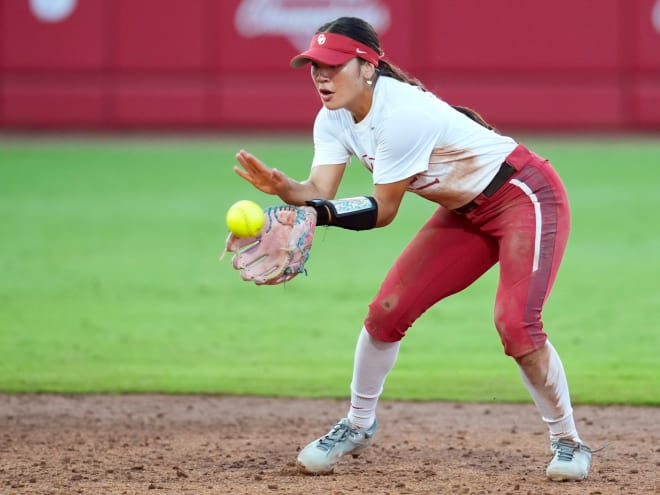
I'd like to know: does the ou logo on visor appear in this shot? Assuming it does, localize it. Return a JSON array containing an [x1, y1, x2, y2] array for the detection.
[[317, 34, 326, 45]]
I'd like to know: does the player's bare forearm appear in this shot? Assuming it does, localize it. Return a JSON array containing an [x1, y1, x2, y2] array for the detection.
[[267, 164, 347, 206], [234, 150, 346, 205], [277, 179, 324, 206]]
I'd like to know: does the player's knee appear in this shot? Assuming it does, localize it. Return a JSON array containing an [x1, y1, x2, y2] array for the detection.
[[494, 312, 546, 358], [364, 298, 408, 342]]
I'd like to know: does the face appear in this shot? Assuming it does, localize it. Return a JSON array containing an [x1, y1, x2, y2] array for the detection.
[[310, 58, 373, 121]]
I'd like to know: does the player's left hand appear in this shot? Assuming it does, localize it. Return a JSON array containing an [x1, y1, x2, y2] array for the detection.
[[224, 205, 317, 285]]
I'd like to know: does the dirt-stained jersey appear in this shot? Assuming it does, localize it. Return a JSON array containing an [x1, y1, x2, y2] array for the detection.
[[311, 76, 517, 210]]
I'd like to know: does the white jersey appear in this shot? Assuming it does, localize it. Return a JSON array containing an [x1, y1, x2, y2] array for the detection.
[[312, 76, 517, 210]]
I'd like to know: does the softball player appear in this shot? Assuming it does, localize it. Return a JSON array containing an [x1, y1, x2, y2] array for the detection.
[[233, 16, 593, 481]]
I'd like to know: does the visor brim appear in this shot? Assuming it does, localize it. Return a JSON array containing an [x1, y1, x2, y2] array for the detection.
[[290, 48, 355, 68]]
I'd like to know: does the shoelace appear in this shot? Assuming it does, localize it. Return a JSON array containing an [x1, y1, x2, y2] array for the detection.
[[554, 441, 578, 461], [317, 421, 351, 451], [553, 439, 592, 461]]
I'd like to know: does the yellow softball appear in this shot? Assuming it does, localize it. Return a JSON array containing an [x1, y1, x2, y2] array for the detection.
[[226, 200, 265, 238]]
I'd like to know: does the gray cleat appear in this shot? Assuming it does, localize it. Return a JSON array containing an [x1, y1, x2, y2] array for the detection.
[[546, 438, 593, 481], [297, 417, 378, 474]]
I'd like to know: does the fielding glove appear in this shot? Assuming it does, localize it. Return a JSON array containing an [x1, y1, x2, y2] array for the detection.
[[223, 205, 317, 285]]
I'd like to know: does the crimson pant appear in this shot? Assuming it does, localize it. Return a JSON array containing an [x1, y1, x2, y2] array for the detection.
[[364, 145, 571, 358]]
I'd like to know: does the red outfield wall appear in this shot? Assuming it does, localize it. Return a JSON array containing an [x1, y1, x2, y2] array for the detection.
[[1, 0, 659, 131]]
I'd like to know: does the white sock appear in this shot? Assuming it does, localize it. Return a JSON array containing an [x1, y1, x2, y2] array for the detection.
[[347, 327, 401, 429], [519, 340, 581, 442]]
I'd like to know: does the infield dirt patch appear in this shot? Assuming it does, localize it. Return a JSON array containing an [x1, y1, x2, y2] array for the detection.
[[0, 394, 658, 494]]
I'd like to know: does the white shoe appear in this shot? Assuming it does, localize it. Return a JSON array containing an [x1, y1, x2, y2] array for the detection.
[[297, 418, 377, 474], [546, 438, 592, 481]]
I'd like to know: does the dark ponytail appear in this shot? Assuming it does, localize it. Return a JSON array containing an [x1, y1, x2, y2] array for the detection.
[[377, 60, 427, 91], [451, 105, 497, 132], [318, 17, 496, 131]]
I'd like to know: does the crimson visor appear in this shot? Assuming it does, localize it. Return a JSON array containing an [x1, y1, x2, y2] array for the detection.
[[290, 32, 381, 68]]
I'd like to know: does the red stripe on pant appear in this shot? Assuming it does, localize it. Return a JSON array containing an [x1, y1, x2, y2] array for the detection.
[[364, 145, 570, 358]]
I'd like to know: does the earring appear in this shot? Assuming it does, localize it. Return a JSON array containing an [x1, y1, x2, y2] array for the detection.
[[366, 79, 373, 85]]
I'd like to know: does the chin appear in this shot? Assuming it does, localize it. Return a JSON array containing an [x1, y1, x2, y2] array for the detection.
[[321, 100, 341, 111]]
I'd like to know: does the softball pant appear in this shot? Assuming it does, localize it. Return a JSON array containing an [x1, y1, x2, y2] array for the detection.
[[364, 144, 571, 358]]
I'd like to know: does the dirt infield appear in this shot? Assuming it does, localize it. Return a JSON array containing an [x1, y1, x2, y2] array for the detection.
[[0, 395, 658, 495]]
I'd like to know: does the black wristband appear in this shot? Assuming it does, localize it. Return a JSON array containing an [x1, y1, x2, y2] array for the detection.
[[306, 197, 378, 231], [306, 198, 331, 225]]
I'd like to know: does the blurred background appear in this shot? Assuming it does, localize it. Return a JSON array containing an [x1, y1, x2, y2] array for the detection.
[[1, 1, 659, 402], [1, 0, 660, 133]]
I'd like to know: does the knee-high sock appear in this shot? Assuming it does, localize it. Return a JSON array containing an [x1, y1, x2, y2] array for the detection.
[[347, 326, 401, 429], [519, 340, 581, 442]]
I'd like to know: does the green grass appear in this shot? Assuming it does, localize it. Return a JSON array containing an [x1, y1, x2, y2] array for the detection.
[[0, 135, 658, 404]]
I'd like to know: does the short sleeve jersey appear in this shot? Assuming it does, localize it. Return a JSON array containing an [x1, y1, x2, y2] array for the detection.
[[311, 76, 518, 209]]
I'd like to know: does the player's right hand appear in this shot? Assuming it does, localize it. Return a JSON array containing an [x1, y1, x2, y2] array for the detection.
[[234, 150, 289, 196]]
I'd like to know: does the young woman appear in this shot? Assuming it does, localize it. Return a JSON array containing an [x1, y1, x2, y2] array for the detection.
[[233, 16, 592, 481]]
